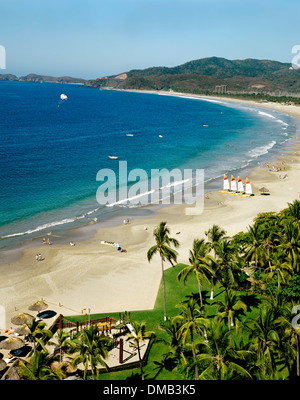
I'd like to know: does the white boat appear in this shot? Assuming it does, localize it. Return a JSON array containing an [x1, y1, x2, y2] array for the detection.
[[158, 135, 163, 138], [126, 134, 134, 137], [237, 176, 244, 192], [108, 156, 118, 160], [223, 174, 230, 191], [245, 177, 252, 195], [231, 175, 237, 192]]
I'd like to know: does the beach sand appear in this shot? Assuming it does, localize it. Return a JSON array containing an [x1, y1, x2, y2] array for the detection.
[[1, 93, 300, 328]]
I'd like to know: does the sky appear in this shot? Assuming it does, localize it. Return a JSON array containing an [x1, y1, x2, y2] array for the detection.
[[0, 0, 300, 79]]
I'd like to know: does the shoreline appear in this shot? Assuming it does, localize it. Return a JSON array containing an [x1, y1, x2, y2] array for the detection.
[[1, 89, 298, 262], [1, 92, 300, 329]]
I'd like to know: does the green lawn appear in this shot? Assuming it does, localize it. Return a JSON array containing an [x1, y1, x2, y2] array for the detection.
[[64, 263, 262, 380]]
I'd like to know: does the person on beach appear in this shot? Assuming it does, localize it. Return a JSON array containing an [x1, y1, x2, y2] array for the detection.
[[36, 254, 39, 261], [38, 253, 42, 261], [47, 238, 50, 245], [43, 238, 46, 244]]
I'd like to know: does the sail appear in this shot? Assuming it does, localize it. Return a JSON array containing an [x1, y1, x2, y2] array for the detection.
[[231, 175, 237, 191], [237, 176, 244, 192], [245, 177, 252, 194], [223, 174, 230, 190]]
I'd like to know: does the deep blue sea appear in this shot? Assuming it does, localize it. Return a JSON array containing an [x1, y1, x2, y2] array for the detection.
[[0, 81, 298, 250]]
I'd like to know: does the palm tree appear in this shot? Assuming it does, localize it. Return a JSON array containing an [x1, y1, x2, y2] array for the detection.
[[244, 224, 265, 268], [18, 351, 64, 380], [126, 321, 154, 380], [204, 224, 227, 298], [284, 199, 300, 220], [245, 306, 279, 378], [54, 329, 72, 362], [275, 303, 300, 377], [173, 298, 208, 380], [26, 319, 53, 354], [70, 325, 111, 380], [147, 221, 179, 321], [214, 239, 241, 290], [159, 318, 185, 372], [213, 289, 247, 341], [177, 239, 214, 307], [205, 224, 227, 257], [265, 250, 293, 291], [196, 317, 252, 380], [279, 220, 300, 272]]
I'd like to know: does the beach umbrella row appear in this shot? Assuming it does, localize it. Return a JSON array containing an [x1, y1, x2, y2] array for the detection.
[[10, 300, 48, 326], [0, 300, 50, 363]]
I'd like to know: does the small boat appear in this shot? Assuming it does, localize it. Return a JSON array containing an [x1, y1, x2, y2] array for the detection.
[[231, 175, 237, 192], [108, 156, 118, 160], [237, 176, 244, 193], [158, 135, 163, 138], [245, 177, 253, 195], [126, 134, 134, 137], [203, 124, 208, 127], [223, 174, 230, 191]]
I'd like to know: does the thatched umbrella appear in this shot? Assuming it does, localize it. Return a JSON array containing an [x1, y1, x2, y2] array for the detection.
[[52, 361, 77, 375], [11, 312, 35, 326], [28, 300, 48, 312], [0, 358, 7, 371], [0, 336, 25, 350], [15, 324, 31, 336], [259, 187, 270, 195]]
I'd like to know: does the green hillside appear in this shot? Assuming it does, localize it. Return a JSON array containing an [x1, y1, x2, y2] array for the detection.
[[86, 57, 300, 96]]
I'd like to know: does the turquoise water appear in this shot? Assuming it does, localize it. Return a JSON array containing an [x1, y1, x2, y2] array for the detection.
[[0, 81, 298, 250]]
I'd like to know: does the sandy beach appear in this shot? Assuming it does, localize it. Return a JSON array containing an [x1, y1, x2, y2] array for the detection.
[[1, 92, 300, 329]]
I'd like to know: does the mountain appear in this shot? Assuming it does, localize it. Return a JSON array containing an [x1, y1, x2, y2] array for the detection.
[[86, 57, 300, 95], [0, 73, 18, 81], [18, 74, 86, 84], [0, 73, 86, 85]]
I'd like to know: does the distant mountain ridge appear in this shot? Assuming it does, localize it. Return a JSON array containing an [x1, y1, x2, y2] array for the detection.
[[86, 57, 300, 95], [1, 57, 300, 96], [0, 73, 86, 84]]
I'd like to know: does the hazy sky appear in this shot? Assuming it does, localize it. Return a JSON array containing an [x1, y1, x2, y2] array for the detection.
[[1, 0, 299, 79]]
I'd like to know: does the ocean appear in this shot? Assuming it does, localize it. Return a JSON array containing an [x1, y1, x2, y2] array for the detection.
[[0, 81, 298, 251]]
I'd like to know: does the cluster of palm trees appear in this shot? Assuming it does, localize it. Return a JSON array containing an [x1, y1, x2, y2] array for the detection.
[[149, 200, 300, 380]]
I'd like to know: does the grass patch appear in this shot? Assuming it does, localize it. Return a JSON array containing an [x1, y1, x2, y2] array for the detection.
[[63, 262, 262, 380]]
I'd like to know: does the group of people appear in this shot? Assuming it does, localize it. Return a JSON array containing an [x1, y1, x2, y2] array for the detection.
[[36, 253, 43, 261], [42, 237, 51, 245]]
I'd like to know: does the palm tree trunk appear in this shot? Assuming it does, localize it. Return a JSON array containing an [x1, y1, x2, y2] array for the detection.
[[228, 315, 233, 347], [190, 331, 199, 380], [137, 342, 144, 380], [197, 279, 203, 308], [161, 257, 167, 321], [90, 354, 95, 380]]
